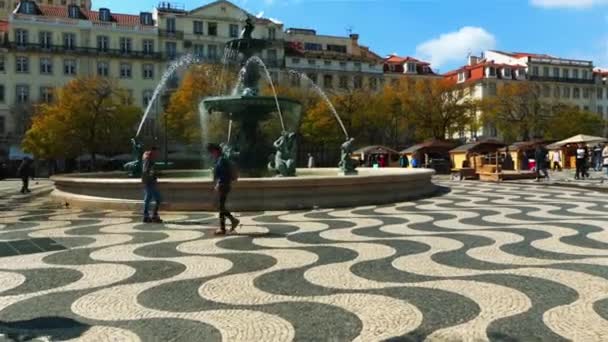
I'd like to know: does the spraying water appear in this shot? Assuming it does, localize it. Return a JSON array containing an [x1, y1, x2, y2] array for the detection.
[[293, 70, 349, 139], [198, 100, 211, 167], [135, 54, 196, 138], [243, 56, 285, 131]]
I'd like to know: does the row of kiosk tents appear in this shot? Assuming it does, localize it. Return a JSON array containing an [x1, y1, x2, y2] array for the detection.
[[353, 140, 457, 172]]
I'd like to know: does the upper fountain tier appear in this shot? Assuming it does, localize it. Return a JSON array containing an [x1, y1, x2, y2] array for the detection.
[[227, 17, 269, 57]]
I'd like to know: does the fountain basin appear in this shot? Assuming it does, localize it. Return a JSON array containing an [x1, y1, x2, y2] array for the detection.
[[203, 96, 301, 120], [51, 168, 437, 211]]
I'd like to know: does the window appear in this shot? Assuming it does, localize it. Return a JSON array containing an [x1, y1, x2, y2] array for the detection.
[[563, 68, 570, 78], [267, 49, 277, 64], [583, 88, 591, 99], [16, 85, 29, 104], [573, 87, 580, 98], [369, 77, 378, 90], [143, 40, 154, 54], [598, 106, 603, 115], [291, 58, 300, 64], [208, 22, 217, 36], [324, 60, 332, 66], [0, 1, 5, 9], [503, 68, 512, 78], [39, 31, 52, 49], [339, 61, 347, 68], [268, 27, 276, 40], [457, 72, 466, 82], [532, 66, 539, 76], [543, 66, 549, 77], [543, 85, 550, 97], [15, 29, 28, 46], [308, 59, 316, 66], [406, 63, 416, 73], [304, 42, 322, 51], [598, 88, 603, 100], [518, 69, 526, 78], [143, 64, 154, 79], [40, 57, 52, 74], [99, 8, 111, 22], [488, 82, 497, 96], [193, 44, 204, 58], [554, 85, 560, 98], [40, 87, 53, 103], [63, 33, 76, 50], [119, 37, 132, 54], [120, 63, 132, 78], [562, 87, 570, 98], [488, 67, 496, 77], [207, 44, 217, 60], [143, 90, 153, 107], [573, 69, 579, 79], [553, 67, 560, 77], [140, 12, 153, 25], [16, 56, 29, 73], [0, 55, 4, 72], [97, 36, 109, 52], [323, 74, 333, 89], [327, 44, 347, 53], [353, 75, 363, 89], [193, 20, 203, 35], [229, 24, 239, 38], [22, 1, 34, 14], [97, 61, 109, 76], [68, 5, 80, 18], [64, 59, 76, 75], [0, 85, 4, 103], [166, 17, 176, 33], [0, 116, 4, 134], [583, 70, 589, 80], [166, 42, 177, 59], [339, 75, 348, 89]]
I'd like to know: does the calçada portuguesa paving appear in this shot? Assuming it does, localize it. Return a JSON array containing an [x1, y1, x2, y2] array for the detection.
[[1, 179, 608, 341]]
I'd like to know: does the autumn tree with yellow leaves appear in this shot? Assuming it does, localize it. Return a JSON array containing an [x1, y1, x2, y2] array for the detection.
[[22, 77, 141, 165]]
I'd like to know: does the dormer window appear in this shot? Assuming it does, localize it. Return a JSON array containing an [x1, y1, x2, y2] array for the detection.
[[140, 12, 153, 25], [406, 62, 417, 73], [487, 67, 496, 77], [457, 72, 466, 83], [99, 8, 111, 22], [21, 1, 35, 14], [68, 5, 80, 19], [503, 68, 512, 78]]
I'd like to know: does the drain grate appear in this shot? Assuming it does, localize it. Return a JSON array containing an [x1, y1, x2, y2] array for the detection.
[[0, 238, 67, 258]]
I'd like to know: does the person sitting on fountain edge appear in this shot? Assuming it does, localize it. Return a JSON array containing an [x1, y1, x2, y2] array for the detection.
[[207, 143, 240, 235], [142, 146, 163, 223]]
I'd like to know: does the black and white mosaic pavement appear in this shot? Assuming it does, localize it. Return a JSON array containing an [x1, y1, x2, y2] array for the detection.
[[2, 180, 608, 341]]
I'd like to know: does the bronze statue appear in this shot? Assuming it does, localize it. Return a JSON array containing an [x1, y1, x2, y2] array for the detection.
[[339, 137, 358, 175], [268, 131, 296, 177], [124, 138, 143, 177], [241, 17, 255, 39]]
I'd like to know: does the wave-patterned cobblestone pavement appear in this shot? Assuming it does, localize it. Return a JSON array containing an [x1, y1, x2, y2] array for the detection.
[[2, 181, 608, 341]]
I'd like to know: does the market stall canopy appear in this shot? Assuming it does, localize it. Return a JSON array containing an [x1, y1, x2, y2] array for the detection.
[[546, 134, 607, 149], [498, 140, 553, 152], [354, 145, 399, 155], [449, 139, 505, 154], [401, 139, 456, 154]]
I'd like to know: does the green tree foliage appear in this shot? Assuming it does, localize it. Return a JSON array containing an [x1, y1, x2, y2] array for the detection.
[[545, 104, 605, 140]]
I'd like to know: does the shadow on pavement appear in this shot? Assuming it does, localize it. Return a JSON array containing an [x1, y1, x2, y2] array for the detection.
[[0, 317, 90, 341]]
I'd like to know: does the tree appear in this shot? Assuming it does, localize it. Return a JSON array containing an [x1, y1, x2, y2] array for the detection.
[[481, 82, 552, 142], [164, 64, 236, 144], [22, 77, 141, 166], [545, 105, 605, 140]]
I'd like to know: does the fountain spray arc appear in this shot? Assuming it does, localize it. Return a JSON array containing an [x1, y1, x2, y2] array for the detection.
[[202, 17, 302, 177]]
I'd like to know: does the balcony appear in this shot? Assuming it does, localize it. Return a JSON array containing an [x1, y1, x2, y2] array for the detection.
[[159, 30, 184, 40], [528, 75, 595, 84], [6, 43, 165, 60]]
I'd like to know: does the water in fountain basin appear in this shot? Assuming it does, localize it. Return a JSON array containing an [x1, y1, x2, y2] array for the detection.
[[135, 54, 196, 138], [294, 70, 350, 140]]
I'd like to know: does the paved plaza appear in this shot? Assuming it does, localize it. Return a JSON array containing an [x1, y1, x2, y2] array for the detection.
[[1, 179, 608, 341]]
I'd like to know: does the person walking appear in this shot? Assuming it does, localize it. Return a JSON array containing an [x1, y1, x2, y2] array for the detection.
[[552, 150, 562, 172], [307, 153, 315, 168], [399, 154, 409, 168], [17, 157, 33, 193], [141, 147, 163, 223], [575, 143, 588, 180], [603, 144, 608, 177], [534, 145, 549, 181], [208, 143, 240, 235]]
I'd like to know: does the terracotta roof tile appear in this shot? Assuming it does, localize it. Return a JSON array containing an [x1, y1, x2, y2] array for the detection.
[[35, 4, 148, 27], [384, 55, 430, 65]]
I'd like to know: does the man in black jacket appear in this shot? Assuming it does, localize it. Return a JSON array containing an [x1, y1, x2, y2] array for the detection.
[[141, 147, 163, 223], [17, 157, 33, 193], [207, 143, 240, 235]]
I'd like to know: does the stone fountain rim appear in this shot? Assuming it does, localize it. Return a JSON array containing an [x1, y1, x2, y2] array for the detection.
[[202, 95, 302, 106]]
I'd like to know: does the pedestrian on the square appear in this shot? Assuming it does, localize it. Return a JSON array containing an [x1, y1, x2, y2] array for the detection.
[[307, 153, 315, 168], [17, 157, 33, 194], [592, 144, 602, 171], [399, 154, 409, 168], [141, 146, 163, 223], [602, 144, 608, 176], [208, 143, 240, 235], [575, 143, 588, 180], [552, 150, 562, 172], [534, 145, 549, 181]]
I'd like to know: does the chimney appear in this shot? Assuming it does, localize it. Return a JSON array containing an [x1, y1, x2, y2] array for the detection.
[[349, 33, 359, 42], [468, 55, 479, 66]]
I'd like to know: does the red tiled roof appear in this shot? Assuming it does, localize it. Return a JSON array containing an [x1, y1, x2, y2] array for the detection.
[[384, 55, 430, 65], [443, 59, 524, 76], [35, 4, 146, 26], [490, 50, 554, 59]]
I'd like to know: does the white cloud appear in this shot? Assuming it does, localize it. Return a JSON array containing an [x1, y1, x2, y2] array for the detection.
[[415, 27, 496, 69], [530, 0, 608, 9]]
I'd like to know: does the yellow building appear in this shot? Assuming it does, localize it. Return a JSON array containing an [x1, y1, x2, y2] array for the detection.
[[0, 0, 164, 158]]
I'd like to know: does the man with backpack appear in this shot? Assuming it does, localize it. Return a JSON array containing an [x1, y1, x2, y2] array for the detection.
[[141, 147, 163, 223], [207, 143, 240, 235]]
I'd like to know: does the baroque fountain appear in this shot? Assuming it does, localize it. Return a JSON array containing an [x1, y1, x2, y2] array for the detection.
[[51, 17, 436, 211]]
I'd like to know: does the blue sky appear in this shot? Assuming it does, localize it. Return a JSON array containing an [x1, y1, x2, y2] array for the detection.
[[93, 0, 608, 72]]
